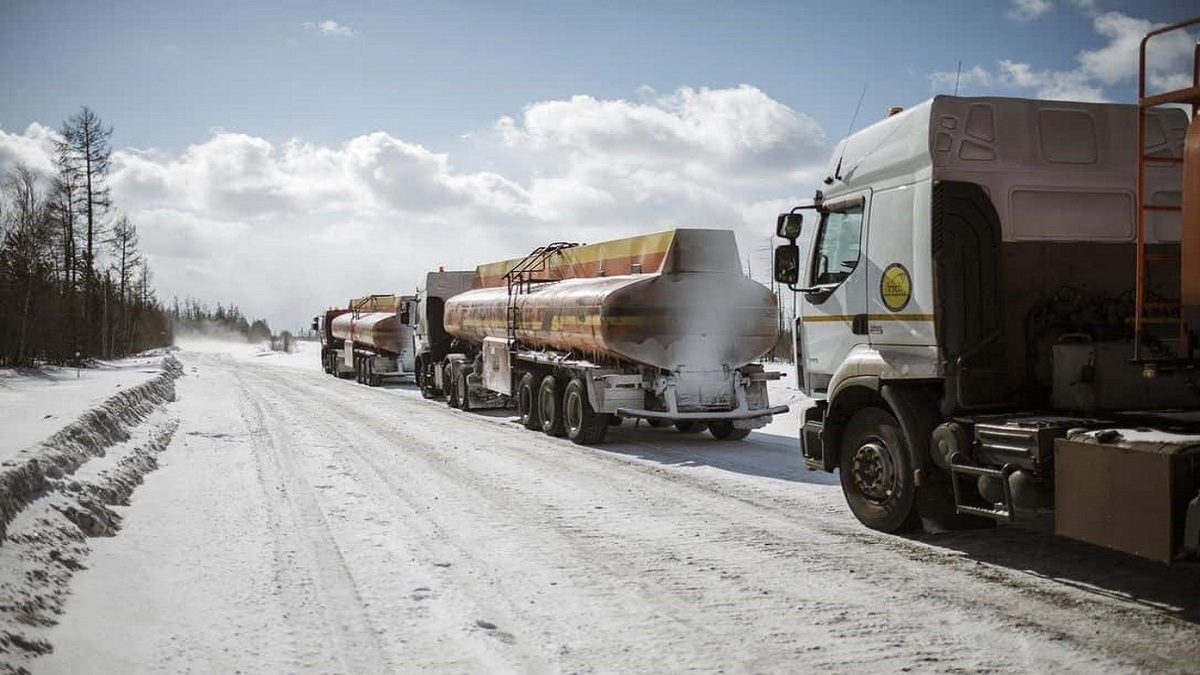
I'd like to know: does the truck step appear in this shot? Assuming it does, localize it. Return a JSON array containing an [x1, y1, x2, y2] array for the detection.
[[948, 453, 1017, 522]]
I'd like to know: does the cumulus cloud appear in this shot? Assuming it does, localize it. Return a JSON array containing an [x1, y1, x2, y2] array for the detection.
[[302, 20, 354, 37], [0, 123, 59, 177], [1007, 0, 1053, 22], [931, 9, 1197, 102], [0, 86, 827, 331]]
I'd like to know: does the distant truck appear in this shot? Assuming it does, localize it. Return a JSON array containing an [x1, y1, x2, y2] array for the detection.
[[412, 269, 475, 399], [418, 228, 788, 445], [772, 18, 1200, 562], [313, 294, 418, 386]]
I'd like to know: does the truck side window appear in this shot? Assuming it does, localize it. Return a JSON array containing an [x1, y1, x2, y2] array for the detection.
[[810, 204, 863, 286]]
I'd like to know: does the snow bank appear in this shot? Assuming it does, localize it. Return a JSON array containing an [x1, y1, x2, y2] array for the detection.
[[0, 355, 183, 673], [0, 355, 183, 543]]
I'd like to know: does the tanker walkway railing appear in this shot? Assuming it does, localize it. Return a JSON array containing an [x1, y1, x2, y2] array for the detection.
[[350, 294, 397, 318], [502, 242, 580, 346]]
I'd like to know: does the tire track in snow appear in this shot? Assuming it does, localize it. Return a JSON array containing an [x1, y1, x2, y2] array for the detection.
[[237, 364, 1148, 674], [238, 365, 722, 672], [232, 369, 393, 674]]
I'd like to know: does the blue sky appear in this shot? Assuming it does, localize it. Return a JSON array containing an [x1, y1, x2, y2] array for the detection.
[[2, 0, 1188, 152], [0, 0, 1196, 331]]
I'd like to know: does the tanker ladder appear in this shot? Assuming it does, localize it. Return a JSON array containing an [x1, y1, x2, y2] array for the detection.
[[503, 241, 581, 346]]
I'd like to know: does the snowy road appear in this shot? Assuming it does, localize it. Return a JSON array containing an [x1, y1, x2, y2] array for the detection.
[[19, 346, 1200, 673]]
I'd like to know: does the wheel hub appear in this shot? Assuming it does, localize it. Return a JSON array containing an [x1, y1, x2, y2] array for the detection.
[[851, 441, 897, 502]]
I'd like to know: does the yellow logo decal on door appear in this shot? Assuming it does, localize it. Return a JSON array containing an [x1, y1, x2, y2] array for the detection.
[[880, 263, 912, 312]]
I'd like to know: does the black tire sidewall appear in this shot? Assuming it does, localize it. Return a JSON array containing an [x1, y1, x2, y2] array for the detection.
[[838, 407, 918, 532], [539, 375, 565, 436], [518, 372, 541, 430]]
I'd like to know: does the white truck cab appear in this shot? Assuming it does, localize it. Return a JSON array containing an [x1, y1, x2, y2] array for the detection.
[[774, 92, 1200, 561]]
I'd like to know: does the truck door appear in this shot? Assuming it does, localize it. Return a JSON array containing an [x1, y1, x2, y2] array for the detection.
[[863, 184, 937, 354], [798, 191, 870, 392]]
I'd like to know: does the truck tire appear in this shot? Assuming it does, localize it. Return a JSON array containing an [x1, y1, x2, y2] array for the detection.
[[708, 420, 750, 441], [446, 365, 460, 408], [416, 361, 435, 398], [675, 421, 705, 434], [457, 369, 472, 411], [839, 407, 920, 533], [518, 372, 542, 430], [538, 375, 566, 437], [564, 377, 607, 445]]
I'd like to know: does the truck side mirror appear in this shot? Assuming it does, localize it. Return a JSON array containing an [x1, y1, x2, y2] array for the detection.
[[774, 244, 800, 285], [311, 317, 319, 331], [777, 212, 803, 240]]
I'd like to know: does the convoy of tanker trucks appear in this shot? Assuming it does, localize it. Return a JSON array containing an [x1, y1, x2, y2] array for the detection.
[[316, 229, 788, 445], [312, 18, 1200, 562]]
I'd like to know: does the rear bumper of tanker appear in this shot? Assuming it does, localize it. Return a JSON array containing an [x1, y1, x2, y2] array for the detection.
[[607, 366, 789, 424], [617, 404, 789, 421]]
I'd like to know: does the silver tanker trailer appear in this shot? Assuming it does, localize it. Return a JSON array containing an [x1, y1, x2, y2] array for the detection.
[[431, 228, 789, 445], [313, 294, 418, 386]]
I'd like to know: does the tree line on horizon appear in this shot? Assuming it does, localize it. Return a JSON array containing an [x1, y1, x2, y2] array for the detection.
[[0, 106, 276, 367]]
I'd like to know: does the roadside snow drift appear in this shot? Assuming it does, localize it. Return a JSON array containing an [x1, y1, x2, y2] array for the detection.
[[0, 355, 183, 673]]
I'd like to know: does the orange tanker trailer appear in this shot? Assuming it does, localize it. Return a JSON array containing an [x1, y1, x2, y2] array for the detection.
[[314, 294, 418, 386], [423, 228, 788, 445]]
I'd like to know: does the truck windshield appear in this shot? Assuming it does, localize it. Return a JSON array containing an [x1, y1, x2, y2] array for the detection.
[[810, 204, 864, 286]]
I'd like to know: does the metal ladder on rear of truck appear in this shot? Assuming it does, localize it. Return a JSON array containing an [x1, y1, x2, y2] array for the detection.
[[1135, 17, 1200, 367]]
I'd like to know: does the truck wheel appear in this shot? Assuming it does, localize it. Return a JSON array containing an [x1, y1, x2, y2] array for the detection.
[[839, 407, 919, 533], [564, 378, 606, 445], [446, 366, 460, 408], [675, 421, 705, 434], [457, 370, 472, 411], [517, 372, 542, 430], [538, 375, 566, 437], [709, 420, 750, 441], [322, 351, 332, 374], [416, 362, 432, 398], [366, 360, 379, 387]]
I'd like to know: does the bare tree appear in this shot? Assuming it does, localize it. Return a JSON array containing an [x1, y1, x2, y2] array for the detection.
[[1, 163, 55, 364], [57, 106, 113, 355], [46, 169, 82, 291], [108, 215, 141, 350]]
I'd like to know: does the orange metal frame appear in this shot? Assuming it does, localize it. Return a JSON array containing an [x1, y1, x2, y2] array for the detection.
[[1135, 17, 1200, 360]]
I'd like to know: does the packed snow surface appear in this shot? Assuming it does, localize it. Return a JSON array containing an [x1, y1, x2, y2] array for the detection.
[[1, 337, 1199, 674]]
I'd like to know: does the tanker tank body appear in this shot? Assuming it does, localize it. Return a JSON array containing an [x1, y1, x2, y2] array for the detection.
[[318, 294, 419, 386], [437, 228, 789, 445]]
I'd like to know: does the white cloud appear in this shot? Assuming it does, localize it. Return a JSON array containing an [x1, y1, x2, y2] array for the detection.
[[929, 65, 994, 95], [0, 123, 59, 177], [1007, 0, 1053, 22], [1076, 12, 1153, 85], [930, 9, 1197, 103], [302, 20, 354, 37], [0, 86, 828, 332], [997, 60, 1107, 101]]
